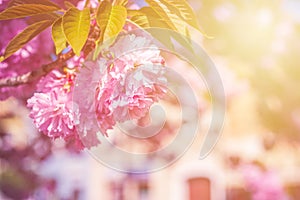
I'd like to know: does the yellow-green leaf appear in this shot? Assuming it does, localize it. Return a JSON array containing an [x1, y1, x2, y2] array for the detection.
[[160, 0, 200, 30], [113, 0, 128, 6], [52, 18, 67, 54], [0, 4, 60, 20], [145, 0, 177, 29], [130, 14, 150, 28], [84, 0, 90, 8], [64, 1, 76, 9], [140, 7, 171, 29], [128, 8, 174, 51], [127, 9, 143, 17], [145, 0, 189, 38], [2, 20, 54, 60], [62, 8, 90, 56], [96, 1, 127, 44], [138, 7, 194, 53], [27, 13, 60, 24], [8, 0, 61, 9]]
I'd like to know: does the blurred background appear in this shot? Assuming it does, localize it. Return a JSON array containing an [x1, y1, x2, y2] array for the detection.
[[1, 0, 300, 199]]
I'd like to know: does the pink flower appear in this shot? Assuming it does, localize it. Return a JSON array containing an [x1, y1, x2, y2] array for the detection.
[[37, 70, 67, 92], [27, 34, 167, 149], [242, 164, 289, 200], [66, 55, 84, 69], [111, 64, 167, 121], [64, 131, 85, 151], [27, 70, 83, 150], [27, 91, 78, 138], [97, 35, 167, 131], [76, 34, 167, 139]]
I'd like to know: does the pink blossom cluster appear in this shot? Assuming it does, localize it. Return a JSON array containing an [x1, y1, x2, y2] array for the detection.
[[27, 34, 167, 150], [75, 34, 167, 147], [27, 69, 84, 150], [242, 164, 289, 200]]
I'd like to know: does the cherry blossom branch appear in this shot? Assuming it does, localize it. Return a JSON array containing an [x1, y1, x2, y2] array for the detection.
[[0, 50, 75, 87], [0, 25, 100, 88]]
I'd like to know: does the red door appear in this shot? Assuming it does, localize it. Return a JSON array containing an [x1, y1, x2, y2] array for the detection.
[[187, 177, 211, 200]]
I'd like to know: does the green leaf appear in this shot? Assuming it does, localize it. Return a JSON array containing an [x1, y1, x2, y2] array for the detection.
[[8, 0, 61, 9], [0, 4, 60, 20], [2, 20, 54, 60], [62, 8, 91, 56], [159, 0, 200, 30], [52, 18, 67, 54], [96, 1, 127, 44]]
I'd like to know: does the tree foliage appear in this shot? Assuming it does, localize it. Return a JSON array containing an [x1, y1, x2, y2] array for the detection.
[[0, 0, 202, 60]]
